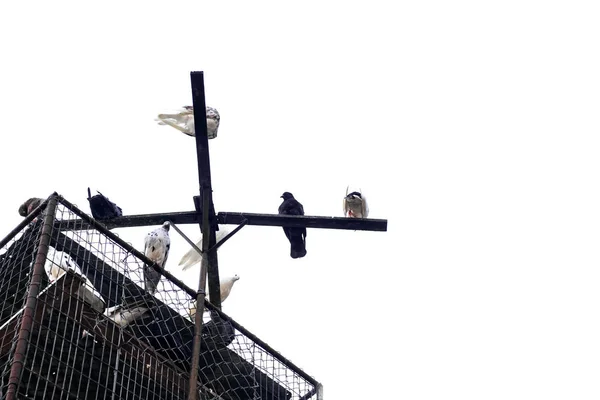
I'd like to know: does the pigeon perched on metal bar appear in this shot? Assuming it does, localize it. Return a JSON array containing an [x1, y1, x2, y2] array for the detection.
[[179, 226, 233, 271], [87, 188, 123, 220], [188, 274, 241, 319], [278, 192, 307, 259], [18, 197, 44, 217], [155, 106, 220, 139], [143, 221, 171, 294], [343, 186, 369, 218], [44, 246, 106, 313], [104, 301, 150, 328]]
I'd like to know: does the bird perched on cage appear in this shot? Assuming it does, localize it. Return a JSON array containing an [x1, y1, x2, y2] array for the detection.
[[202, 311, 235, 348], [18, 197, 44, 217], [178, 226, 233, 271], [278, 192, 307, 259], [44, 247, 106, 313], [87, 188, 123, 220], [143, 221, 171, 294], [343, 186, 369, 218], [155, 106, 220, 139], [103, 301, 150, 328], [188, 274, 240, 319]]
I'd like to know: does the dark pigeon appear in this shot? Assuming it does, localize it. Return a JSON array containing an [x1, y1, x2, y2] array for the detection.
[[18, 197, 44, 217], [278, 192, 307, 259], [87, 188, 123, 220]]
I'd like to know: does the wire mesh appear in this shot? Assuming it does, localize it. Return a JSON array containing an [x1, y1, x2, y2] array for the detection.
[[0, 197, 319, 400]]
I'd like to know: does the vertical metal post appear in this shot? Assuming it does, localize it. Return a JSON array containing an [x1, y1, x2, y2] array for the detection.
[[191, 71, 222, 309], [317, 383, 324, 400], [189, 70, 221, 400], [5, 194, 58, 400], [188, 190, 211, 400]]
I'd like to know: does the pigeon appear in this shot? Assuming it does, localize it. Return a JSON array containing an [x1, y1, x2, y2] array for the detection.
[[201, 311, 235, 348], [155, 106, 220, 139], [188, 274, 240, 319], [87, 188, 123, 220], [18, 197, 44, 217], [103, 301, 150, 328], [44, 246, 106, 313], [343, 186, 369, 218], [278, 192, 307, 259], [178, 226, 233, 271], [143, 221, 171, 294]]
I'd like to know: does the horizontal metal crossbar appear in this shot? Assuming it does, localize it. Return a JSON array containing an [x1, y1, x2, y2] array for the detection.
[[58, 211, 388, 232]]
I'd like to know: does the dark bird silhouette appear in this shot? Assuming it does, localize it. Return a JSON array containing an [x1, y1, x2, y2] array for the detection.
[[18, 197, 44, 217], [87, 188, 123, 220], [278, 192, 307, 259]]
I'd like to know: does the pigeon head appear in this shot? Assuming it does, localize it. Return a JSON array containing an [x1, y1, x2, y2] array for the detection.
[[206, 106, 220, 122], [162, 221, 171, 231], [280, 192, 294, 200], [232, 274, 240, 282]]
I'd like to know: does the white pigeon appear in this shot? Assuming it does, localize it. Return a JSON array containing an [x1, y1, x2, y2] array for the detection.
[[103, 303, 150, 328], [178, 226, 232, 271], [143, 221, 171, 294], [44, 247, 106, 313], [188, 274, 240, 319], [343, 186, 369, 218], [155, 106, 220, 139]]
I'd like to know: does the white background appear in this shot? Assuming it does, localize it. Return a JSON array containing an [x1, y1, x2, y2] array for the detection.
[[1, 1, 599, 398]]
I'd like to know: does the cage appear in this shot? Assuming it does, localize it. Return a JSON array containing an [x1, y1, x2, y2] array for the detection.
[[0, 194, 320, 400]]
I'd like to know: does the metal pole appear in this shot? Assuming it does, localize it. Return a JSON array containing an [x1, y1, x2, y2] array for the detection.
[[191, 71, 222, 309], [5, 194, 58, 400], [188, 190, 211, 400]]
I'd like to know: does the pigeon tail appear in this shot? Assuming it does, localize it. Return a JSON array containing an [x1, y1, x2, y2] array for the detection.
[[287, 229, 307, 259]]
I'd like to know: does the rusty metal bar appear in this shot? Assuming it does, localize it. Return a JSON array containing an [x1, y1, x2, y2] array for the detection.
[[188, 189, 211, 400], [5, 193, 59, 400]]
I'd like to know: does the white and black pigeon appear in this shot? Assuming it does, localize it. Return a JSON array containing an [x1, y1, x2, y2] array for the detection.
[[179, 226, 233, 271], [343, 186, 369, 218], [155, 106, 220, 139], [44, 246, 106, 313], [103, 301, 150, 328], [18, 197, 44, 217], [278, 192, 307, 259], [188, 274, 240, 319], [143, 221, 171, 294]]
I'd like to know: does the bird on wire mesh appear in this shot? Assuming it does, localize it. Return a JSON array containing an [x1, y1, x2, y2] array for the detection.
[[87, 188, 123, 220], [143, 221, 171, 294], [18, 197, 44, 217], [188, 274, 240, 320]]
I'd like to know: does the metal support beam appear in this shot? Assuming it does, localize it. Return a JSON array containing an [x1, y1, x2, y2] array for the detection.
[[190, 71, 221, 310], [59, 211, 388, 232], [219, 212, 388, 231], [189, 71, 220, 400], [5, 193, 59, 400]]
